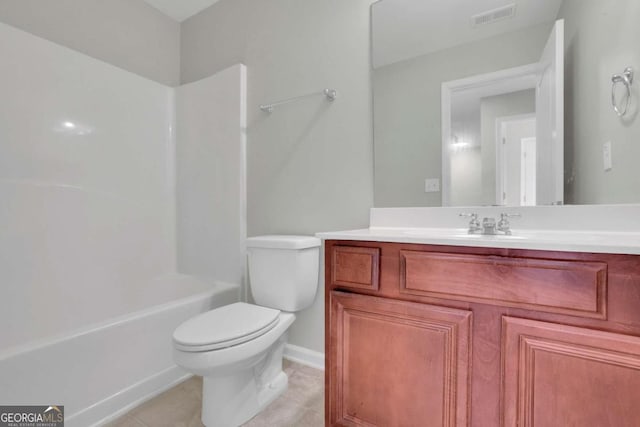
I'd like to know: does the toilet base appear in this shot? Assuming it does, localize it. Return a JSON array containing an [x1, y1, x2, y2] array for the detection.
[[200, 333, 289, 427]]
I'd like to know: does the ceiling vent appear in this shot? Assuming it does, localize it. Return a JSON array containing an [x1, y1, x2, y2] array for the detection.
[[472, 3, 517, 27]]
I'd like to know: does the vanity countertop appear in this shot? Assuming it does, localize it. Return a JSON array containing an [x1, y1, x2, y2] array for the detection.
[[316, 227, 640, 255]]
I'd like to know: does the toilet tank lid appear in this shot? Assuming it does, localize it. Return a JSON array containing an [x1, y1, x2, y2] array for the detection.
[[246, 235, 321, 250]]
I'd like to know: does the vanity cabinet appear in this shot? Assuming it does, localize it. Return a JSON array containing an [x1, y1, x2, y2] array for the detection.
[[329, 291, 471, 426], [324, 240, 640, 427]]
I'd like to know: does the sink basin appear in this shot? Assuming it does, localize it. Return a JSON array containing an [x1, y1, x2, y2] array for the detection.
[[401, 228, 527, 240], [398, 228, 620, 243]]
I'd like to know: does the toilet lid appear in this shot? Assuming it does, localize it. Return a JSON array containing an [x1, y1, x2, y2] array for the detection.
[[173, 302, 281, 352]]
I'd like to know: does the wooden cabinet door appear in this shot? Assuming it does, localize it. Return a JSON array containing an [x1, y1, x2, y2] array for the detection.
[[328, 291, 472, 427], [502, 317, 640, 427]]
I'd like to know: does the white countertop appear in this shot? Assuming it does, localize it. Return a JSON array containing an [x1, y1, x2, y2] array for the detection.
[[316, 227, 640, 255]]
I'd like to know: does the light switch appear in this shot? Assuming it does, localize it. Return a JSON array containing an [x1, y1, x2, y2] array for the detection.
[[603, 141, 612, 172], [425, 178, 440, 193]]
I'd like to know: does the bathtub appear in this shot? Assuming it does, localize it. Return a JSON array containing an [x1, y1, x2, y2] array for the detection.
[[0, 275, 239, 427]]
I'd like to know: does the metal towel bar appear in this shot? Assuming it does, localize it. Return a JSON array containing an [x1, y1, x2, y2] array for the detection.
[[260, 88, 337, 113]]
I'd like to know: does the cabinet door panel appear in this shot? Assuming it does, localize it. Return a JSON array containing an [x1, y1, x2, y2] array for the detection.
[[328, 291, 471, 427], [331, 246, 380, 291], [502, 317, 640, 427]]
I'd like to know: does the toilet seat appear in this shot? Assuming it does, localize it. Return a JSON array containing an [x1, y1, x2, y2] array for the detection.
[[173, 302, 281, 352]]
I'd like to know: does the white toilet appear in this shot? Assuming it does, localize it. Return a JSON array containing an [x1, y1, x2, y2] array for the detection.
[[172, 235, 321, 427]]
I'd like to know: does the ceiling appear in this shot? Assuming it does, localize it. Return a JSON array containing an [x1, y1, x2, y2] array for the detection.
[[143, 0, 222, 22], [372, 0, 564, 68]]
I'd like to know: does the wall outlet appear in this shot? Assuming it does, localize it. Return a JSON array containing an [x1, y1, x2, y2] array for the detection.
[[425, 178, 440, 193], [603, 141, 612, 172]]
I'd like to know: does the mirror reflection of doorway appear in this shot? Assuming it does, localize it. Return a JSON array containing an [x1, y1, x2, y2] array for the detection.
[[496, 115, 536, 206], [441, 19, 563, 207]]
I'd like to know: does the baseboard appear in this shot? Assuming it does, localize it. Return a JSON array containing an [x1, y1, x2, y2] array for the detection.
[[283, 344, 325, 371], [66, 365, 191, 427]]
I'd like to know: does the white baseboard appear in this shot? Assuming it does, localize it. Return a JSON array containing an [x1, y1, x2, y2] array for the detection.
[[67, 365, 191, 427], [284, 344, 325, 371]]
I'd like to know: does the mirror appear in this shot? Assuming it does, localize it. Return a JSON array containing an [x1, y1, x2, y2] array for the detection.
[[443, 21, 563, 207], [372, 0, 640, 207]]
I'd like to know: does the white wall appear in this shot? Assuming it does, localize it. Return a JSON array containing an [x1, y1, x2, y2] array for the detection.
[[373, 23, 551, 207], [450, 148, 483, 206], [449, 107, 483, 206], [0, 22, 175, 351], [0, 0, 180, 86], [559, 0, 640, 204], [176, 64, 247, 289], [181, 0, 375, 353]]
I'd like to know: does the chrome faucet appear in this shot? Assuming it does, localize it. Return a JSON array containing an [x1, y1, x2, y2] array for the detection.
[[459, 213, 482, 234], [483, 217, 497, 235], [460, 212, 521, 235], [497, 213, 521, 235]]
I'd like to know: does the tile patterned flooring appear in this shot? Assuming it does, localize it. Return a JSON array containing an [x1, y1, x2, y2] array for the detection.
[[105, 360, 324, 427]]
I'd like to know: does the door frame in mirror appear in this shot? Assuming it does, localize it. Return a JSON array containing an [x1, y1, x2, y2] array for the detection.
[[496, 113, 537, 206], [441, 63, 541, 206]]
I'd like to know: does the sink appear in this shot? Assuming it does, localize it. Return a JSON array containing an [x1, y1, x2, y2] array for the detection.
[[399, 228, 618, 243], [401, 228, 527, 240], [317, 219, 640, 255]]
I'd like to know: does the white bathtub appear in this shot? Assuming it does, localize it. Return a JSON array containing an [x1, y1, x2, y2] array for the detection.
[[0, 275, 239, 427]]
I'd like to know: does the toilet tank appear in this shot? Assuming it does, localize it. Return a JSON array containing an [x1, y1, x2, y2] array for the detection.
[[247, 235, 321, 312]]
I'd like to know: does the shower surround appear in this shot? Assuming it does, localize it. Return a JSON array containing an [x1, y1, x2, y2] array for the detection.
[[0, 22, 246, 426]]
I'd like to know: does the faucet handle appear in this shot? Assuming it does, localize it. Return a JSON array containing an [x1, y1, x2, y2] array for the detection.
[[498, 213, 520, 235], [460, 213, 481, 233], [460, 212, 480, 224], [500, 213, 521, 220]]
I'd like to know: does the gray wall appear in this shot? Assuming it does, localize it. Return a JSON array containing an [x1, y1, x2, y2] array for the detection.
[[559, 0, 640, 204], [373, 23, 551, 207], [0, 0, 180, 86], [181, 0, 375, 353]]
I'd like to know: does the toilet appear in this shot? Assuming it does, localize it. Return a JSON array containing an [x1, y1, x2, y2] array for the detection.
[[172, 235, 321, 427]]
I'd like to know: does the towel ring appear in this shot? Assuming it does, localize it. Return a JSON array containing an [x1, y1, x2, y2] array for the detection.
[[612, 67, 634, 117]]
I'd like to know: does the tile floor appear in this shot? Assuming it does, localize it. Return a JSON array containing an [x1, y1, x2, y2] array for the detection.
[[105, 360, 324, 427]]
